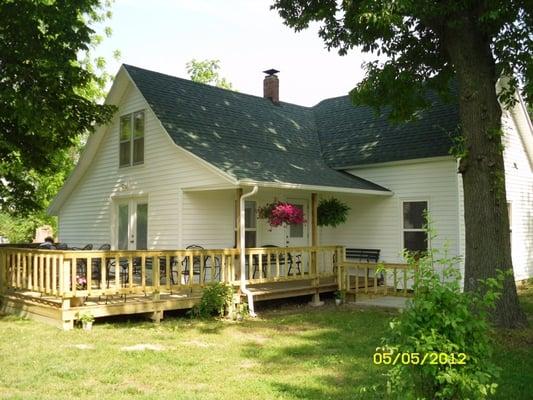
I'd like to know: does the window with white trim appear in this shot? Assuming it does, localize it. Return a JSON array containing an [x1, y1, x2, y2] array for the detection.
[[234, 200, 257, 247], [119, 110, 144, 167], [244, 201, 257, 247], [402, 201, 428, 253]]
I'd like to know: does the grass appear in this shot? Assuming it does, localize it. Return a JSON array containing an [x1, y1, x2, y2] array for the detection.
[[0, 288, 532, 400]]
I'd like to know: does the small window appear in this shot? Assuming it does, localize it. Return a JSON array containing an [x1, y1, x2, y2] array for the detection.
[[289, 204, 304, 238], [119, 111, 144, 167], [245, 201, 257, 247], [402, 201, 428, 253]]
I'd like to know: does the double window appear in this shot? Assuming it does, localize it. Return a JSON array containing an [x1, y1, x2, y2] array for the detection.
[[402, 201, 428, 253], [120, 111, 144, 167]]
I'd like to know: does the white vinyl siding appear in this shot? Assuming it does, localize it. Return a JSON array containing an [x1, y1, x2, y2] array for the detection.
[[456, 108, 533, 281], [58, 83, 231, 250], [320, 158, 460, 265], [502, 109, 533, 280]]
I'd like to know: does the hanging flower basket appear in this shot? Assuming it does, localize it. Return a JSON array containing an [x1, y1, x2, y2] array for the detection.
[[317, 198, 350, 227], [258, 200, 305, 228]]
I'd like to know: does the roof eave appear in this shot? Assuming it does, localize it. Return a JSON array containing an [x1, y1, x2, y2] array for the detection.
[[238, 179, 392, 196]]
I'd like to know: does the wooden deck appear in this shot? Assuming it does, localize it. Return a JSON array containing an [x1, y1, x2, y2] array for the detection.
[[0, 278, 338, 330], [0, 246, 346, 329], [0, 246, 412, 329]]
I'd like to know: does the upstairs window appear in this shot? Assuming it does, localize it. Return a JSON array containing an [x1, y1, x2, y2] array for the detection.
[[402, 200, 428, 253], [120, 111, 144, 167]]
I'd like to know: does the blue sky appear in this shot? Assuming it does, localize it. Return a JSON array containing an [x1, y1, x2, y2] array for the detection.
[[96, 0, 371, 106]]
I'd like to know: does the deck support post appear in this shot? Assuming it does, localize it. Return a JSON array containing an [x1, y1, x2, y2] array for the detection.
[[308, 193, 323, 307], [61, 298, 74, 331], [309, 291, 324, 307], [151, 290, 162, 324], [150, 309, 163, 324]]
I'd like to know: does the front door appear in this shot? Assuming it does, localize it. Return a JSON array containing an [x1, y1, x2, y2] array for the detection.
[[116, 199, 148, 250], [285, 198, 309, 247], [285, 198, 309, 274]]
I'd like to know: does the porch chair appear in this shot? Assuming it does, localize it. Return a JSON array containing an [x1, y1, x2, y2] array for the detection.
[[74, 244, 94, 277], [180, 245, 221, 284], [252, 245, 302, 279]]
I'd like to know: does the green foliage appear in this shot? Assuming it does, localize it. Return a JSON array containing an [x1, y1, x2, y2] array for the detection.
[[272, 0, 529, 330], [0, 211, 56, 243], [191, 283, 234, 318], [77, 312, 95, 324], [334, 290, 346, 301], [379, 228, 504, 399], [271, 1, 532, 116], [317, 197, 350, 228], [186, 59, 234, 89], [0, 0, 117, 214]]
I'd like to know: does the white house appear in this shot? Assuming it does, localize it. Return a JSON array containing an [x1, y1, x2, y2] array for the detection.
[[48, 65, 533, 282]]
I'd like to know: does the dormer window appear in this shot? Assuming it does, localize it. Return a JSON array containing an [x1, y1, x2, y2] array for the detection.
[[119, 111, 144, 167]]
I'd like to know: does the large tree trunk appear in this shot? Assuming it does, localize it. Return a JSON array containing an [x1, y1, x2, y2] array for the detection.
[[443, 20, 527, 328]]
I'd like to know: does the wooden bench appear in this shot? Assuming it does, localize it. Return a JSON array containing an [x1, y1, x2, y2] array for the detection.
[[344, 249, 383, 291]]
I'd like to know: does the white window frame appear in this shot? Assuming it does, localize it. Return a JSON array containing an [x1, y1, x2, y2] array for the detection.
[[119, 110, 145, 167], [244, 200, 257, 248], [401, 199, 429, 253], [234, 200, 258, 248]]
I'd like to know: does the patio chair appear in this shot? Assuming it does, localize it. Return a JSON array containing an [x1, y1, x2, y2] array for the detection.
[[180, 245, 221, 284], [74, 244, 94, 277], [91, 244, 112, 287], [252, 245, 301, 278]]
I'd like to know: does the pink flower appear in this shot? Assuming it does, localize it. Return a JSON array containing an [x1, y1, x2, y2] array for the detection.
[[258, 201, 306, 228], [76, 275, 87, 290]]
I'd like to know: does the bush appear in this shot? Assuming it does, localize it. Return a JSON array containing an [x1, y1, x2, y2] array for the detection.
[[192, 283, 234, 318], [379, 229, 503, 399]]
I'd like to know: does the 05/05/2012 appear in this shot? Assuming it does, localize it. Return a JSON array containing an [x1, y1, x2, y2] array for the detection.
[[373, 352, 467, 366]]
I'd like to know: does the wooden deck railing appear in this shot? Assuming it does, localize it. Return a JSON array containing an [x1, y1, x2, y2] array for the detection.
[[338, 261, 414, 296], [0, 246, 344, 299]]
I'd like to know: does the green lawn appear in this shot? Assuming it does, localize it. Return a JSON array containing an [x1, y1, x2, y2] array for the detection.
[[0, 289, 532, 400]]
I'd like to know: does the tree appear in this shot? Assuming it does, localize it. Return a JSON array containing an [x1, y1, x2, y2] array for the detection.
[[271, 0, 531, 328], [0, 0, 116, 215], [186, 59, 234, 89]]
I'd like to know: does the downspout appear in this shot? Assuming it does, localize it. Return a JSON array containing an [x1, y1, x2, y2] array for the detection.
[[240, 185, 258, 317]]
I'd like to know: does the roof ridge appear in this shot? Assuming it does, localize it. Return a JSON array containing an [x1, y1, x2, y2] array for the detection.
[[123, 63, 314, 110]]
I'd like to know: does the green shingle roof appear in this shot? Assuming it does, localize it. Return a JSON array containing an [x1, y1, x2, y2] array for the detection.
[[124, 64, 459, 191], [314, 93, 460, 168]]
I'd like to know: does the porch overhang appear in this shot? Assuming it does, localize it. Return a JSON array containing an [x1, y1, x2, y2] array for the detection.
[[182, 180, 392, 196], [238, 180, 392, 196]]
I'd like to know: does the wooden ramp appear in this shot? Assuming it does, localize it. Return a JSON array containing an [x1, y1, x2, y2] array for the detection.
[[247, 277, 337, 301], [353, 295, 410, 310]]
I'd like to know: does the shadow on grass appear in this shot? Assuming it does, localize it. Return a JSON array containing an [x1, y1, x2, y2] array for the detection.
[[241, 304, 394, 400]]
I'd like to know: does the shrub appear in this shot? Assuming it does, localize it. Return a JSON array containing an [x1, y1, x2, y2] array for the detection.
[[192, 282, 234, 318], [379, 227, 503, 399]]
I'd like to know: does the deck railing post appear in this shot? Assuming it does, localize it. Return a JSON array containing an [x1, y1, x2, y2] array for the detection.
[[154, 255, 161, 290], [59, 254, 70, 297]]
